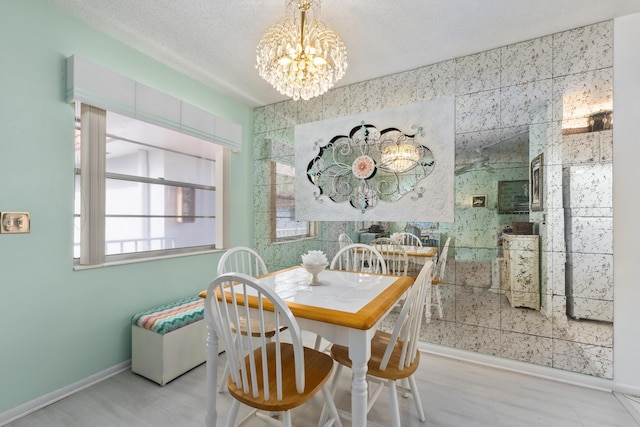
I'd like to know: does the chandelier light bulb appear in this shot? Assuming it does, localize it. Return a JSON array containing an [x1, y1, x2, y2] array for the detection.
[[256, 0, 347, 101]]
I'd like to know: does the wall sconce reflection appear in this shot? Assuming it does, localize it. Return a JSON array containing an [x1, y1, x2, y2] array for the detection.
[[588, 110, 613, 132]]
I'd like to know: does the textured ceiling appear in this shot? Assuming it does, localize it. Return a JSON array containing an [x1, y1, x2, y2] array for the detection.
[[47, 0, 640, 108]]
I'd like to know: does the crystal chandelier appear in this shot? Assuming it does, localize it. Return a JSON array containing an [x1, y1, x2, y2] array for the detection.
[[256, 0, 347, 101], [380, 140, 421, 173]]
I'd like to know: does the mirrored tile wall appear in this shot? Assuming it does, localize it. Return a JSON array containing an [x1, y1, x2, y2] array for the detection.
[[253, 20, 613, 378]]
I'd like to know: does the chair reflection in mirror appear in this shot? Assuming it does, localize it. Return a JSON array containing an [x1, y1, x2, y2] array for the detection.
[[391, 232, 425, 276], [403, 224, 422, 240], [406, 222, 440, 248], [394, 231, 423, 247], [370, 237, 409, 277], [337, 233, 353, 250], [429, 237, 452, 322]]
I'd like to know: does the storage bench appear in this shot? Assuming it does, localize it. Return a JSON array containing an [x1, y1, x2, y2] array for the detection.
[[131, 295, 206, 386]]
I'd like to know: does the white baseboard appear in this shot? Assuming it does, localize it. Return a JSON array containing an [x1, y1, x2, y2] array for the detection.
[[0, 361, 130, 426], [420, 342, 615, 392], [613, 382, 640, 398]]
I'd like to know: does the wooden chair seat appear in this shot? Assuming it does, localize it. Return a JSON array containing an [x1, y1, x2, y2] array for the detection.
[[227, 342, 335, 412], [330, 330, 420, 381]]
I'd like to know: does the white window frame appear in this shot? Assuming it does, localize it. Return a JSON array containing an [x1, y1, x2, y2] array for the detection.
[[74, 103, 228, 266]]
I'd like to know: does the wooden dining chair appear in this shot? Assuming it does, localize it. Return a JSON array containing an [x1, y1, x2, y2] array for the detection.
[[429, 237, 452, 321], [320, 261, 433, 427], [216, 246, 285, 393], [329, 243, 388, 274], [206, 273, 343, 427], [370, 237, 409, 276]]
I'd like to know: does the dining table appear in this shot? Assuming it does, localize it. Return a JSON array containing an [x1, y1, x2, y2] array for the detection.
[[200, 264, 423, 427]]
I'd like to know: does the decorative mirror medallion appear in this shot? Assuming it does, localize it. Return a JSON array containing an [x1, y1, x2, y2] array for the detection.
[[351, 155, 376, 179], [295, 98, 455, 221]]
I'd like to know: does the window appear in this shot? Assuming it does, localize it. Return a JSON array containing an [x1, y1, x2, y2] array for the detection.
[[270, 161, 315, 242], [74, 103, 225, 265]]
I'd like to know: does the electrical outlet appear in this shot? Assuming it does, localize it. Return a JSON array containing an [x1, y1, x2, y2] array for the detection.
[[0, 212, 30, 234]]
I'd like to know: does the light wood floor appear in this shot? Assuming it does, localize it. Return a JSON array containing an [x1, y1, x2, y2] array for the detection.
[[7, 348, 640, 427]]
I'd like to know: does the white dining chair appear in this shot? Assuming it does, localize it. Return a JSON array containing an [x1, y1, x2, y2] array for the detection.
[[217, 246, 268, 277], [370, 237, 409, 277], [216, 246, 285, 393], [206, 273, 343, 427], [314, 244, 388, 351], [320, 261, 433, 427]]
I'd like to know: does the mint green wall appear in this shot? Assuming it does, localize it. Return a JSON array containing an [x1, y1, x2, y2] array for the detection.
[[0, 0, 253, 414]]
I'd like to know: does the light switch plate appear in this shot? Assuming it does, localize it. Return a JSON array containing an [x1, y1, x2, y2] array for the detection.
[[0, 212, 30, 234]]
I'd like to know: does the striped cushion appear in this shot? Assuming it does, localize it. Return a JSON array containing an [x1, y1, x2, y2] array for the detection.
[[131, 296, 204, 335]]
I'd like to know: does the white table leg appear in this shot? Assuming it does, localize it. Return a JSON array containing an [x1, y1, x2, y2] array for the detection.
[[205, 308, 219, 426], [348, 330, 371, 427]]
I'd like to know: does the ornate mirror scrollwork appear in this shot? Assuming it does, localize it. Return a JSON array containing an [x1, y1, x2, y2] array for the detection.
[[306, 122, 435, 213]]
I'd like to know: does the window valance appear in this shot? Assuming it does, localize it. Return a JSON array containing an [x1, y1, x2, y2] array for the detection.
[[66, 55, 241, 152]]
